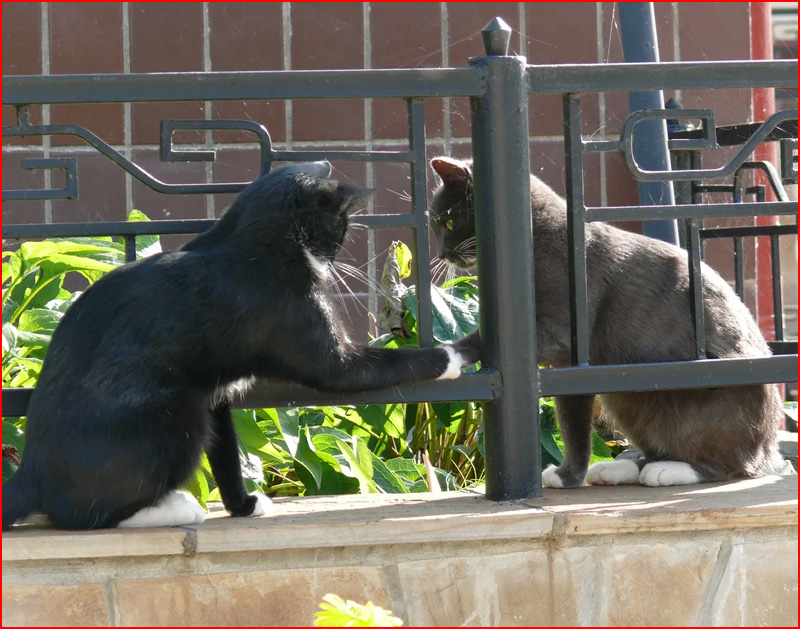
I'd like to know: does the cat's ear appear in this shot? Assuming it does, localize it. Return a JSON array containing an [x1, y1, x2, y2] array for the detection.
[[337, 182, 376, 213], [431, 157, 470, 185]]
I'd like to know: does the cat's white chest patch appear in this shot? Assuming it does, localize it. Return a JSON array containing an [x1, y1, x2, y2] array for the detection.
[[304, 248, 331, 280], [227, 377, 253, 400]]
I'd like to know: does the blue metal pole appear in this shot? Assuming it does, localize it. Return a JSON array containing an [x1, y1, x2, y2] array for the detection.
[[619, 2, 679, 245]]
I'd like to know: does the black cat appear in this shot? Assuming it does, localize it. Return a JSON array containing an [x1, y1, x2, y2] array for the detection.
[[2, 161, 480, 530], [430, 156, 792, 488]]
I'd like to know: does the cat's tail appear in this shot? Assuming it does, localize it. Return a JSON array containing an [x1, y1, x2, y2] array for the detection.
[[2, 466, 39, 530]]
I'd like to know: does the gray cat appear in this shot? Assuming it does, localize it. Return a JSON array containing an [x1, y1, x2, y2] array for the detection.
[[429, 156, 792, 488]]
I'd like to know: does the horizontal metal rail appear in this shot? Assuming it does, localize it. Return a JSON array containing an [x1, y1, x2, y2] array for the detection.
[[586, 201, 797, 222], [2, 68, 486, 105], [1, 372, 500, 418], [700, 224, 797, 239], [539, 355, 798, 396], [5, 61, 794, 106], [528, 60, 797, 94], [6, 353, 796, 417], [2, 213, 418, 241]]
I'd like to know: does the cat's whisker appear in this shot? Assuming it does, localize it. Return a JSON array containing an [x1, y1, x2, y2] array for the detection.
[[334, 262, 395, 300], [444, 264, 457, 287], [430, 258, 447, 283], [455, 237, 477, 253], [437, 264, 450, 285], [386, 188, 412, 203], [327, 266, 356, 324], [328, 266, 377, 320], [336, 244, 358, 264], [339, 245, 392, 275]]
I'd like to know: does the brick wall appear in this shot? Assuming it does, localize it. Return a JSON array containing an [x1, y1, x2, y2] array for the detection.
[[2, 2, 768, 335]]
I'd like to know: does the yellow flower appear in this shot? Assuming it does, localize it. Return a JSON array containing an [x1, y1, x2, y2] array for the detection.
[[314, 594, 403, 627]]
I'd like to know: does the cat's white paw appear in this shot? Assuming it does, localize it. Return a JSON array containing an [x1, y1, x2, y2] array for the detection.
[[436, 345, 466, 380], [118, 491, 206, 528], [247, 493, 274, 517], [586, 460, 641, 486], [639, 461, 700, 487], [542, 464, 565, 488]]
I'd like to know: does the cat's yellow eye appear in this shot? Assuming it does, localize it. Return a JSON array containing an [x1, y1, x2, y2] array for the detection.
[[445, 219, 454, 231]]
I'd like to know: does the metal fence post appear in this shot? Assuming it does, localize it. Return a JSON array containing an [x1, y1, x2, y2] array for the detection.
[[470, 18, 540, 500]]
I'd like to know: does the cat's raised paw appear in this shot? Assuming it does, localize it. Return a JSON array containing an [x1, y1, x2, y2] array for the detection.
[[639, 461, 700, 486], [436, 345, 467, 380], [118, 491, 206, 528], [586, 460, 641, 486]]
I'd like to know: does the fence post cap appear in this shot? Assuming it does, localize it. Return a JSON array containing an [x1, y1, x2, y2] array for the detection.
[[481, 17, 512, 56]]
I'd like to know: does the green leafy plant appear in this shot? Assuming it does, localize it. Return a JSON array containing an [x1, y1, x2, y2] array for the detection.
[[2, 225, 612, 496], [2, 211, 158, 479], [314, 594, 403, 627]]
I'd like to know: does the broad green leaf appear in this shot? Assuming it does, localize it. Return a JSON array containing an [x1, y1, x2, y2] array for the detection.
[[127, 209, 163, 258], [294, 429, 323, 490], [295, 459, 349, 496], [350, 405, 403, 439], [19, 240, 123, 268], [408, 479, 431, 493], [384, 457, 425, 482], [402, 284, 479, 343], [368, 332, 406, 349], [2, 300, 20, 325], [336, 436, 378, 493], [2, 323, 51, 355], [18, 308, 62, 335], [432, 402, 467, 432], [368, 452, 410, 493], [182, 465, 209, 509], [6, 265, 64, 319], [432, 467, 458, 491], [232, 409, 270, 453], [40, 254, 116, 277], [240, 451, 265, 483], [2, 421, 25, 454], [440, 275, 478, 291], [273, 408, 301, 457], [539, 400, 565, 466], [540, 430, 565, 467], [2, 253, 21, 287], [589, 431, 614, 464], [45, 293, 81, 313], [297, 410, 327, 428], [3, 458, 19, 482], [308, 425, 354, 443]]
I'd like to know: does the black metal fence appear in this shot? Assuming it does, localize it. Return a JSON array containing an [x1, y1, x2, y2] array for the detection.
[[3, 19, 797, 501]]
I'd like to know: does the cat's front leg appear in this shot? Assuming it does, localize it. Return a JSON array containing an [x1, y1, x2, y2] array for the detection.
[[452, 330, 481, 366], [542, 394, 595, 488], [437, 330, 481, 379], [207, 403, 273, 518]]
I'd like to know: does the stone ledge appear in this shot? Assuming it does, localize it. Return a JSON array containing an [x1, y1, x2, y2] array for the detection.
[[3, 474, 796, 561], [3, 476, 797, 627]]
